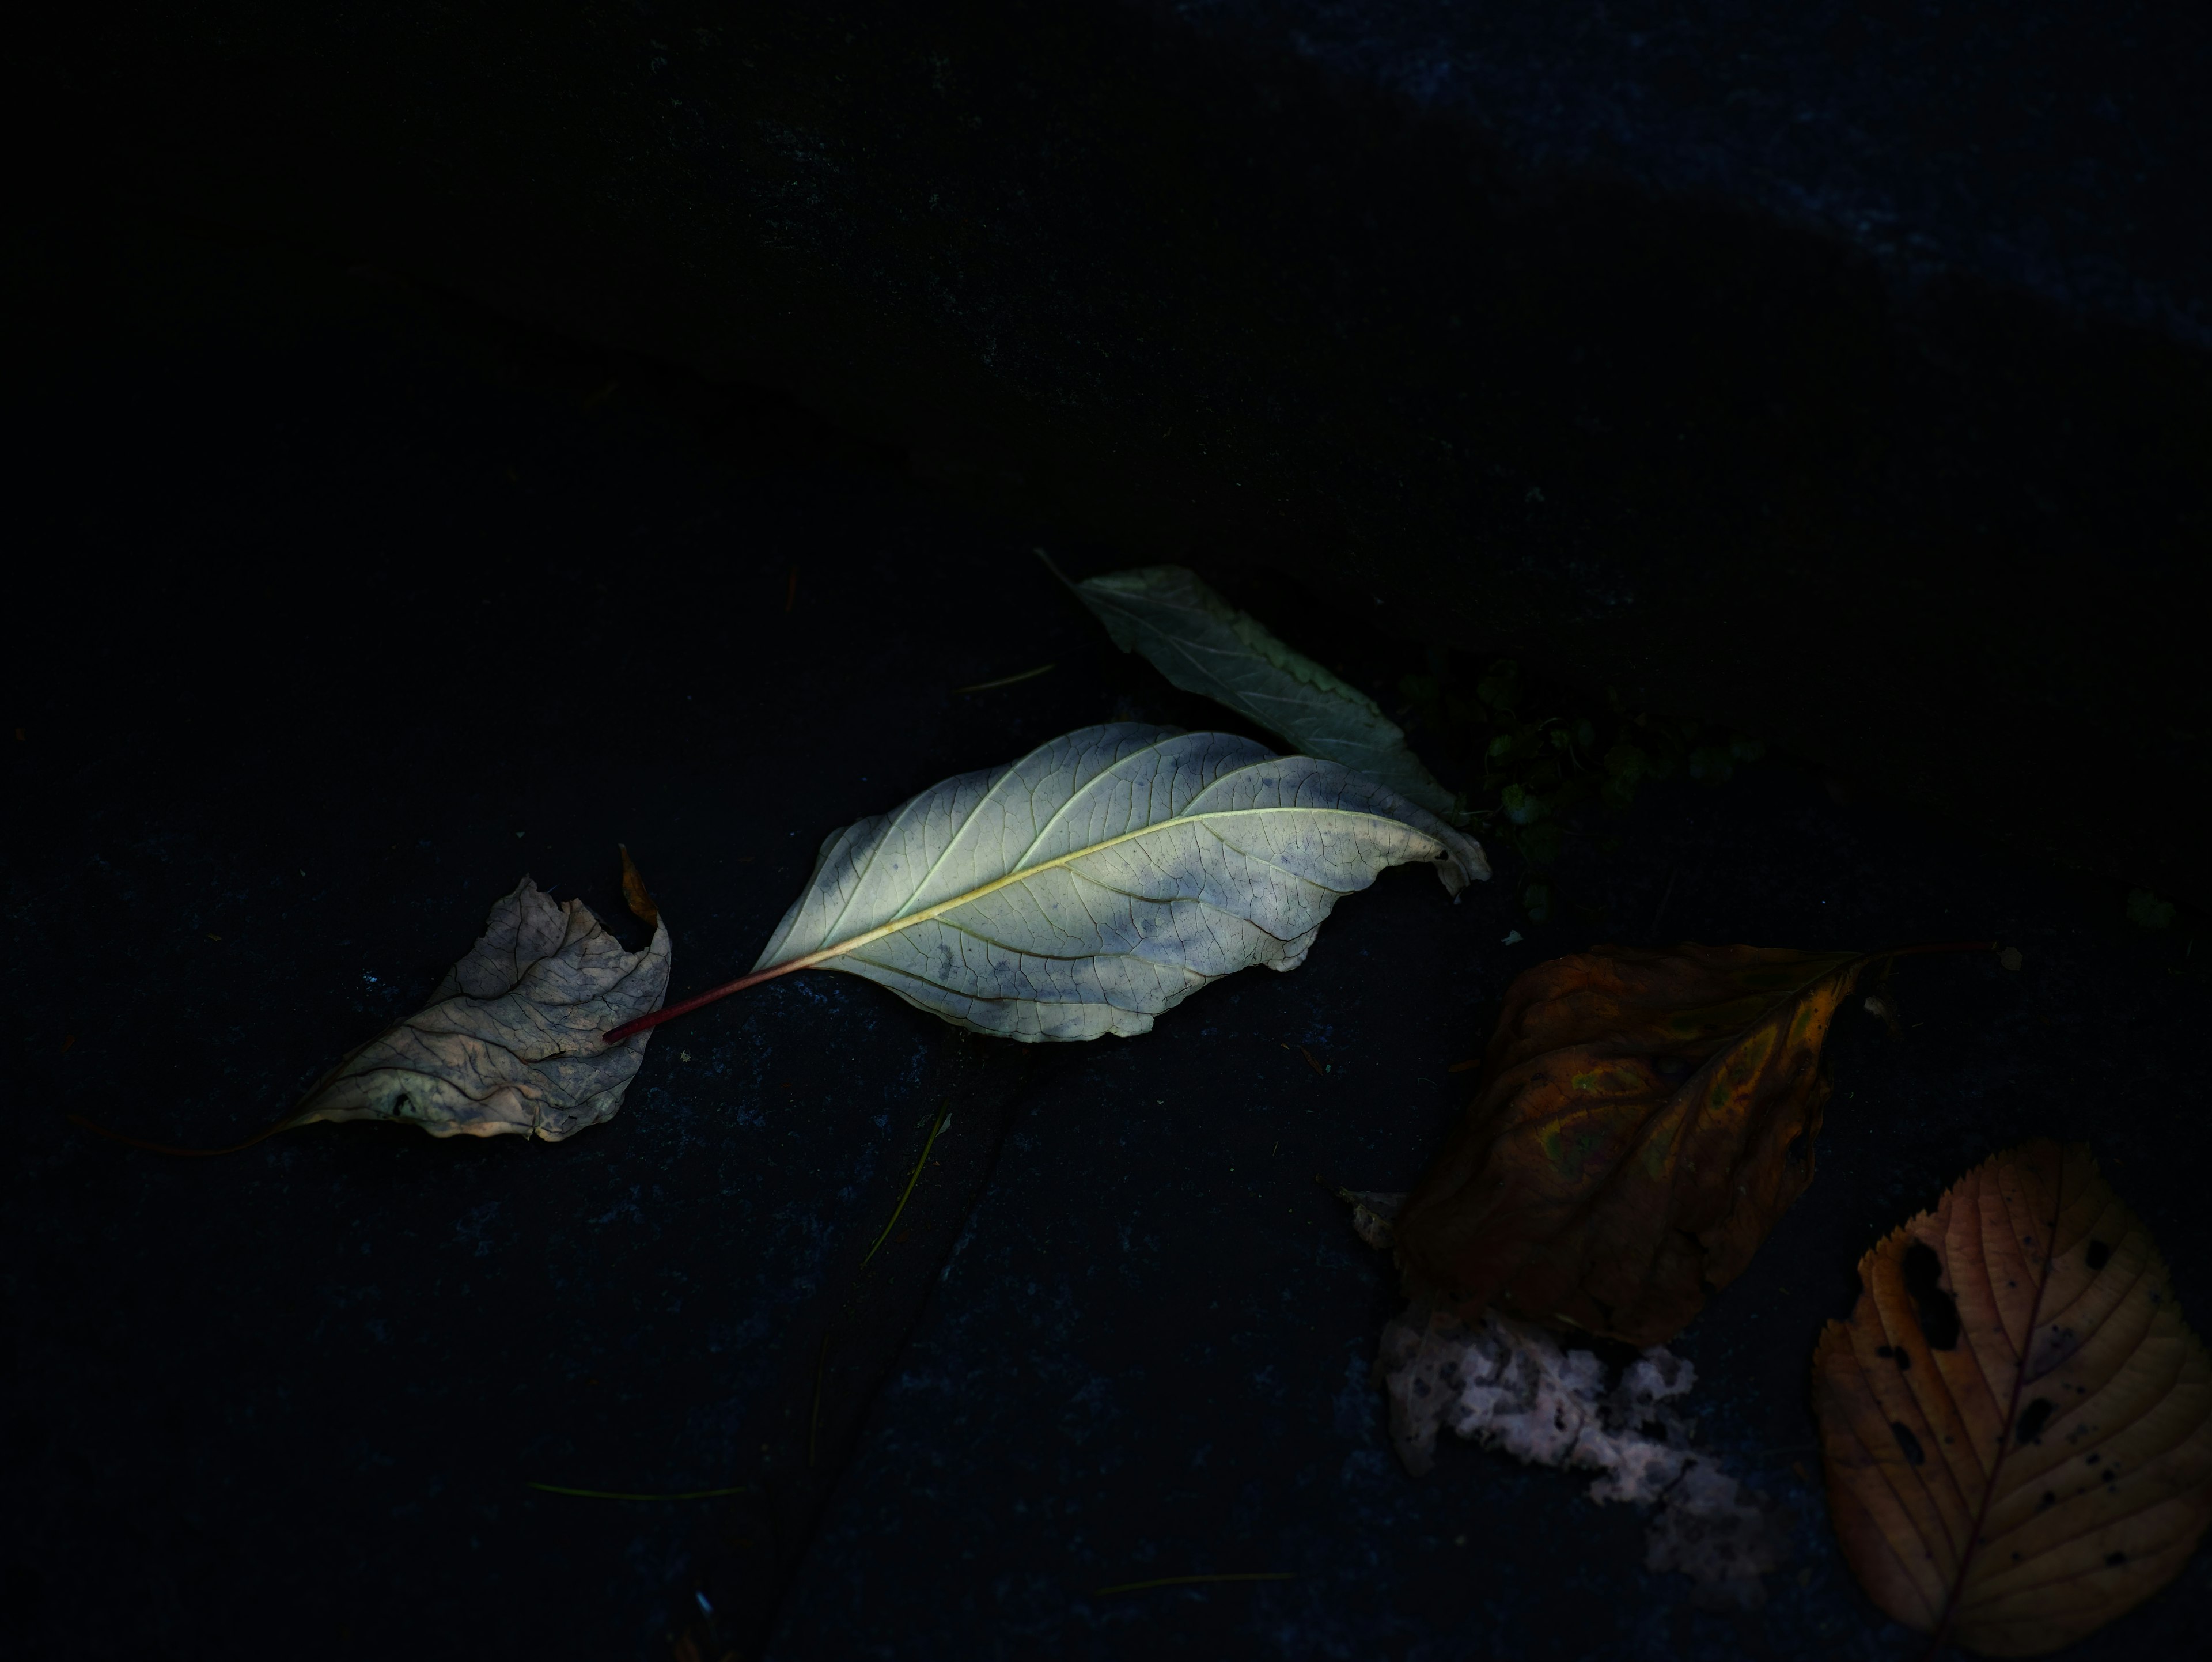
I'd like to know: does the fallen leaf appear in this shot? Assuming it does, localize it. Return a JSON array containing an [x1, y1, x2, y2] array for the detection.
[[1066, 563, 1458, 816], [1812, 1141, 2212, 1655], [297, 875, 671, 1140], [610, 723, 1484, 1044], [1393, 944, 1939, 1347]]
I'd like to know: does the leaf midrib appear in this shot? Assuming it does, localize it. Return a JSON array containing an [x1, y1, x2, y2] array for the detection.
[[1931, 1160, 2069, 1650], [774, 804, 1435, 979]]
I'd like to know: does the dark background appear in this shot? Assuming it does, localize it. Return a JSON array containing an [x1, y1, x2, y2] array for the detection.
[[6, 4, 2210, 1658], [18, 0, 2212, 908]]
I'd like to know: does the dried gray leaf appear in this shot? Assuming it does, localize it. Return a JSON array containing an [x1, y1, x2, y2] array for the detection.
[[1338, 1187, 1407, 1251], [1070, 564, 1458, 816], [297, 877, 671, 1141], [750, 723, 1486, 1042]]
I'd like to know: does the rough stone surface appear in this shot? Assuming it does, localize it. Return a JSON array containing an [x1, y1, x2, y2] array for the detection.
[[1157, 0, 2210, 344], [5, 213, 2208, 1660]]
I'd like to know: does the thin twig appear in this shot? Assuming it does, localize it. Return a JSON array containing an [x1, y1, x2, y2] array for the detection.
[[527, 1482, 756, 1501], [1093, 1573, 1294, 1596], [1648, 866, 1679, 941], [952, 663, 1055, 694], [69, 1107, 309, 1159], [863, 1110, 953, 1265], [808, 1334, 830, 1468]]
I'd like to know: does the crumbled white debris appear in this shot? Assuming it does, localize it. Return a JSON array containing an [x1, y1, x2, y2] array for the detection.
[[1354, 1195, 1785, 1607]]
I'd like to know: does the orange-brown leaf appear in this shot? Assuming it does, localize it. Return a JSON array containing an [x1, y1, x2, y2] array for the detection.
[[1392, 943, 1870, 1346], [1812, 1141, 2212, 1656], [619, 843, 660, 928]]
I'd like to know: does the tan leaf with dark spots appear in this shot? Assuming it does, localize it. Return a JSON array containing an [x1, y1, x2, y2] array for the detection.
[[1812, 1142, 2212, 1655]]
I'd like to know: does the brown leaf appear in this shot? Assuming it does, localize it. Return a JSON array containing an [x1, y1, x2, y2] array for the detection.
[[295, 875, 672, 1141], [619, 843, 660, 927], [1812, 1142, 2212, 1655], [1392, 943, 1881, 1346]]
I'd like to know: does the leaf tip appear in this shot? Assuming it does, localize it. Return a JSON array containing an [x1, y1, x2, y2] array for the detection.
[[618, 844, 660, 928]]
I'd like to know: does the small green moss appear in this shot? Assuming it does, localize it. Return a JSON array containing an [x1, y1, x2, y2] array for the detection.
[[1396, 655, 1763, 919], [2127, 888, 2177, 930]]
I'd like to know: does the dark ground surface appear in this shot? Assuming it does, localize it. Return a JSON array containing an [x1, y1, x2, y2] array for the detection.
[[30, 0, 2212, 913], [4, 228, 2210, 1660]]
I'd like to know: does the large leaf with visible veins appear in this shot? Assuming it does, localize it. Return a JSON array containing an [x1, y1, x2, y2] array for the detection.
[[741, 723, 1486, 1042], [1071, 565, 1458, 816], [1813, 1141, 2212, 1656]]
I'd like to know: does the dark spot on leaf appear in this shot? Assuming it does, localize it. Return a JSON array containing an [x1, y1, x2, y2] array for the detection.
[[2038, 1491, 2056, 1510], [2014, 1399, 2054, 1445], [2105, 1551, 2127, 1566], [2086, 1239, 2111, 1271], [2085, 1453, 2100, 1464], [1901, 1242, 1961, 1350], [1889, 1422, 1925, 1465], [1873, 1343, 1912, 1372]]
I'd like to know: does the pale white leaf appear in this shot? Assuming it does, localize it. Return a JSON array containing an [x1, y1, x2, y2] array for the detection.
[[749, 724, 1486, 1042]]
